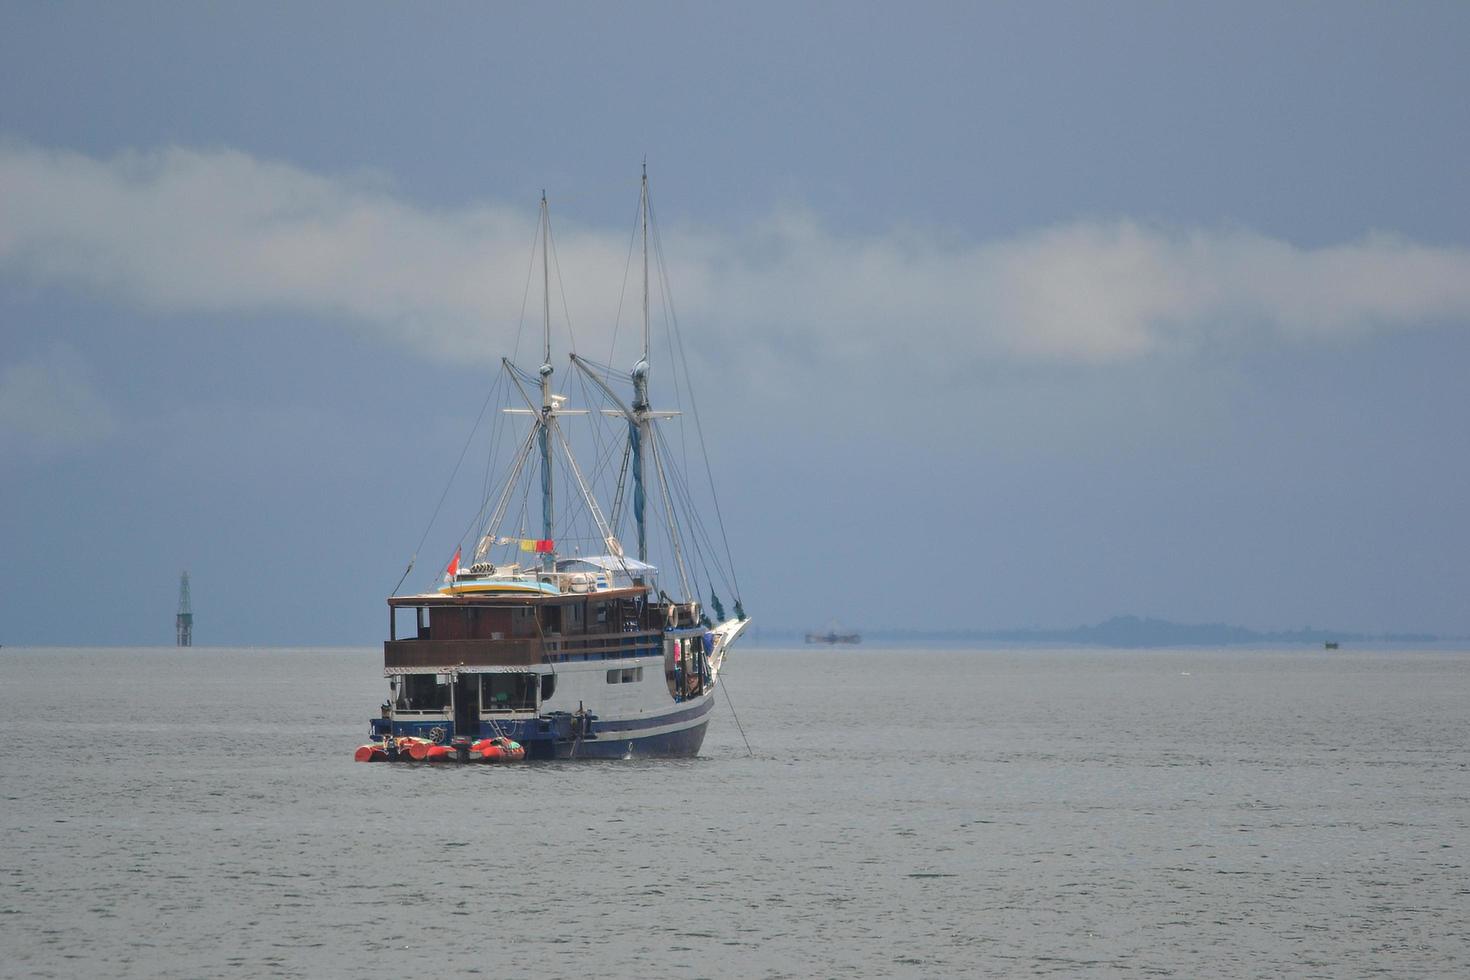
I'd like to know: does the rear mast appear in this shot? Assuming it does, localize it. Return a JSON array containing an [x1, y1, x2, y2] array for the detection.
[[631, 163, 652, 565], [567, 168, 691, 596], [537, 191, 555, 573]]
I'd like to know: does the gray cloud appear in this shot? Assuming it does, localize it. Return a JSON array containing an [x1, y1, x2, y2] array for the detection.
[[3, 141, 1468, 376]]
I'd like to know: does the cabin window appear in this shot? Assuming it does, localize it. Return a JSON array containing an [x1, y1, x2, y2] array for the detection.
[[594, 602, 609, 627], [391, 607, 428, 641], [397, 673, 451, 712], [540, 674, 556, 701], [480, 673, 537, 712], [567, 602, 585, 633], [605, 667, 643, 684]]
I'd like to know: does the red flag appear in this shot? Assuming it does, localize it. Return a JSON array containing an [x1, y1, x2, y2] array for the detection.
[[535, 539, 554, 553], [445, 546, 461, 579]]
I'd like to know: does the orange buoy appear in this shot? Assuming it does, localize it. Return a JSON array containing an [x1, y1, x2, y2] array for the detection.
[[469, 737, 524, 762], [357, 734, 522, 763]]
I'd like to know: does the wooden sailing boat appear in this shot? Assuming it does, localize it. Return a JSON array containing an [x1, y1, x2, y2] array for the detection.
[[357, 170, 748, 761]]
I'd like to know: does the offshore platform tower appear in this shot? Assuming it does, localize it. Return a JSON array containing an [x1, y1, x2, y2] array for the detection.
[[176, 571, 193, 647]]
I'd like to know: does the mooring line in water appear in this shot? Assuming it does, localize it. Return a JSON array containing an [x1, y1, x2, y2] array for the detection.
[[720, 679, 753, 757]]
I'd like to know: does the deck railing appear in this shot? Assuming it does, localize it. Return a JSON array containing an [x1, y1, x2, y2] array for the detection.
[[383, 629, 664, 669], [384, 638, 542, 669]]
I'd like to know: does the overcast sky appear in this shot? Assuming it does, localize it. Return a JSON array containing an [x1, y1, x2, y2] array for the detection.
[[3, 2, 1468, 644]]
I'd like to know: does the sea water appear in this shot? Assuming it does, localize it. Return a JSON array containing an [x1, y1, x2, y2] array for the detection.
[[1, 646, 1466, 978]]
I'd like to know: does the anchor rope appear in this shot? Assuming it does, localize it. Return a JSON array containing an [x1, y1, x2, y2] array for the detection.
[[720, 675, 753, 758]]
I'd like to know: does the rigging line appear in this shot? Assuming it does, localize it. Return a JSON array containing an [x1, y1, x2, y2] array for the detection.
[[512, 458, 536, 546], [609, 436, 632, 534], [509, 200, 543, 369], [594, 427, 630, 511], [590, 399, 626, 490], [481, 416, 502, 518], [504, 360, 542, 386], [390, 562, 414, 597], [668, 442, 732, 590], [574, 353, 630, 381], [529, 610, 562, 747], [585, 362, 626, 458], [659, 464, 723, 609], [589, 389, 628, 482], [564, 417, 610, 545], [647, 202, 695, 485], [566, 381, 608, 523], [476, 422, 540, 549], [569, 369, 622, 491], [650, 201, 696, 453], [650, 424, 710, 568], [577, 360, 635, 512], [469, 424, 538, 574], [544, 209, 580, 358], [569, 364, 638, 552], [678, 488, 727, 603], [720, 673, 754, 758], [649, 200, 743, 601], [393, 373, 503, 594], [561, 435, 619, 554], [647, 201, 698, 524], [607, 185, 643, 370], [479, 369, 514, 530], [549, 433, 597, 547], [646, 430, 693, 599], [651, 414, 734, 595], [475, 365, 540, 542]]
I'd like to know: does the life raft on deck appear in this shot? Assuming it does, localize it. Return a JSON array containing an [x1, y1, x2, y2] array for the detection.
[[354, 735, 525, 763]]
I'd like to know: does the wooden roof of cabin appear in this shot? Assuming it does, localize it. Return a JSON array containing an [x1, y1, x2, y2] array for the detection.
[[387, 585, 650, 608]]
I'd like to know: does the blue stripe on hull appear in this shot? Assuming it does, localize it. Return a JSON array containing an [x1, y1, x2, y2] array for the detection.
[[373, 692, 717, 759], [593, 693, 714, 735], [544, 717, 709, 759]]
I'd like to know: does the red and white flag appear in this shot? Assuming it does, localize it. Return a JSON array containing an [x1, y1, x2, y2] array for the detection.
[[444, 546, 461, 580]]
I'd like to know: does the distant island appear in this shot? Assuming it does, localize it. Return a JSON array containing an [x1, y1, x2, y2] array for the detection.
[[775, 615, 1450, 649], [953, 615, 1445, 648]]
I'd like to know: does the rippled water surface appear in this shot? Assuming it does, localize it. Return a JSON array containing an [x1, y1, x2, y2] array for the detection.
[[2, 646, 1468, 977]]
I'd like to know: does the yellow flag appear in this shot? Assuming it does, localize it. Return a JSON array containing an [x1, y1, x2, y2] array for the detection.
[[519, 539, 535, 552]]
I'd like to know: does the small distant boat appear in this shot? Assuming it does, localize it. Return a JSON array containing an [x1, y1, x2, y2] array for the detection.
[[805, 622, 860, 645], [1324, 641, 1340, 650]]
